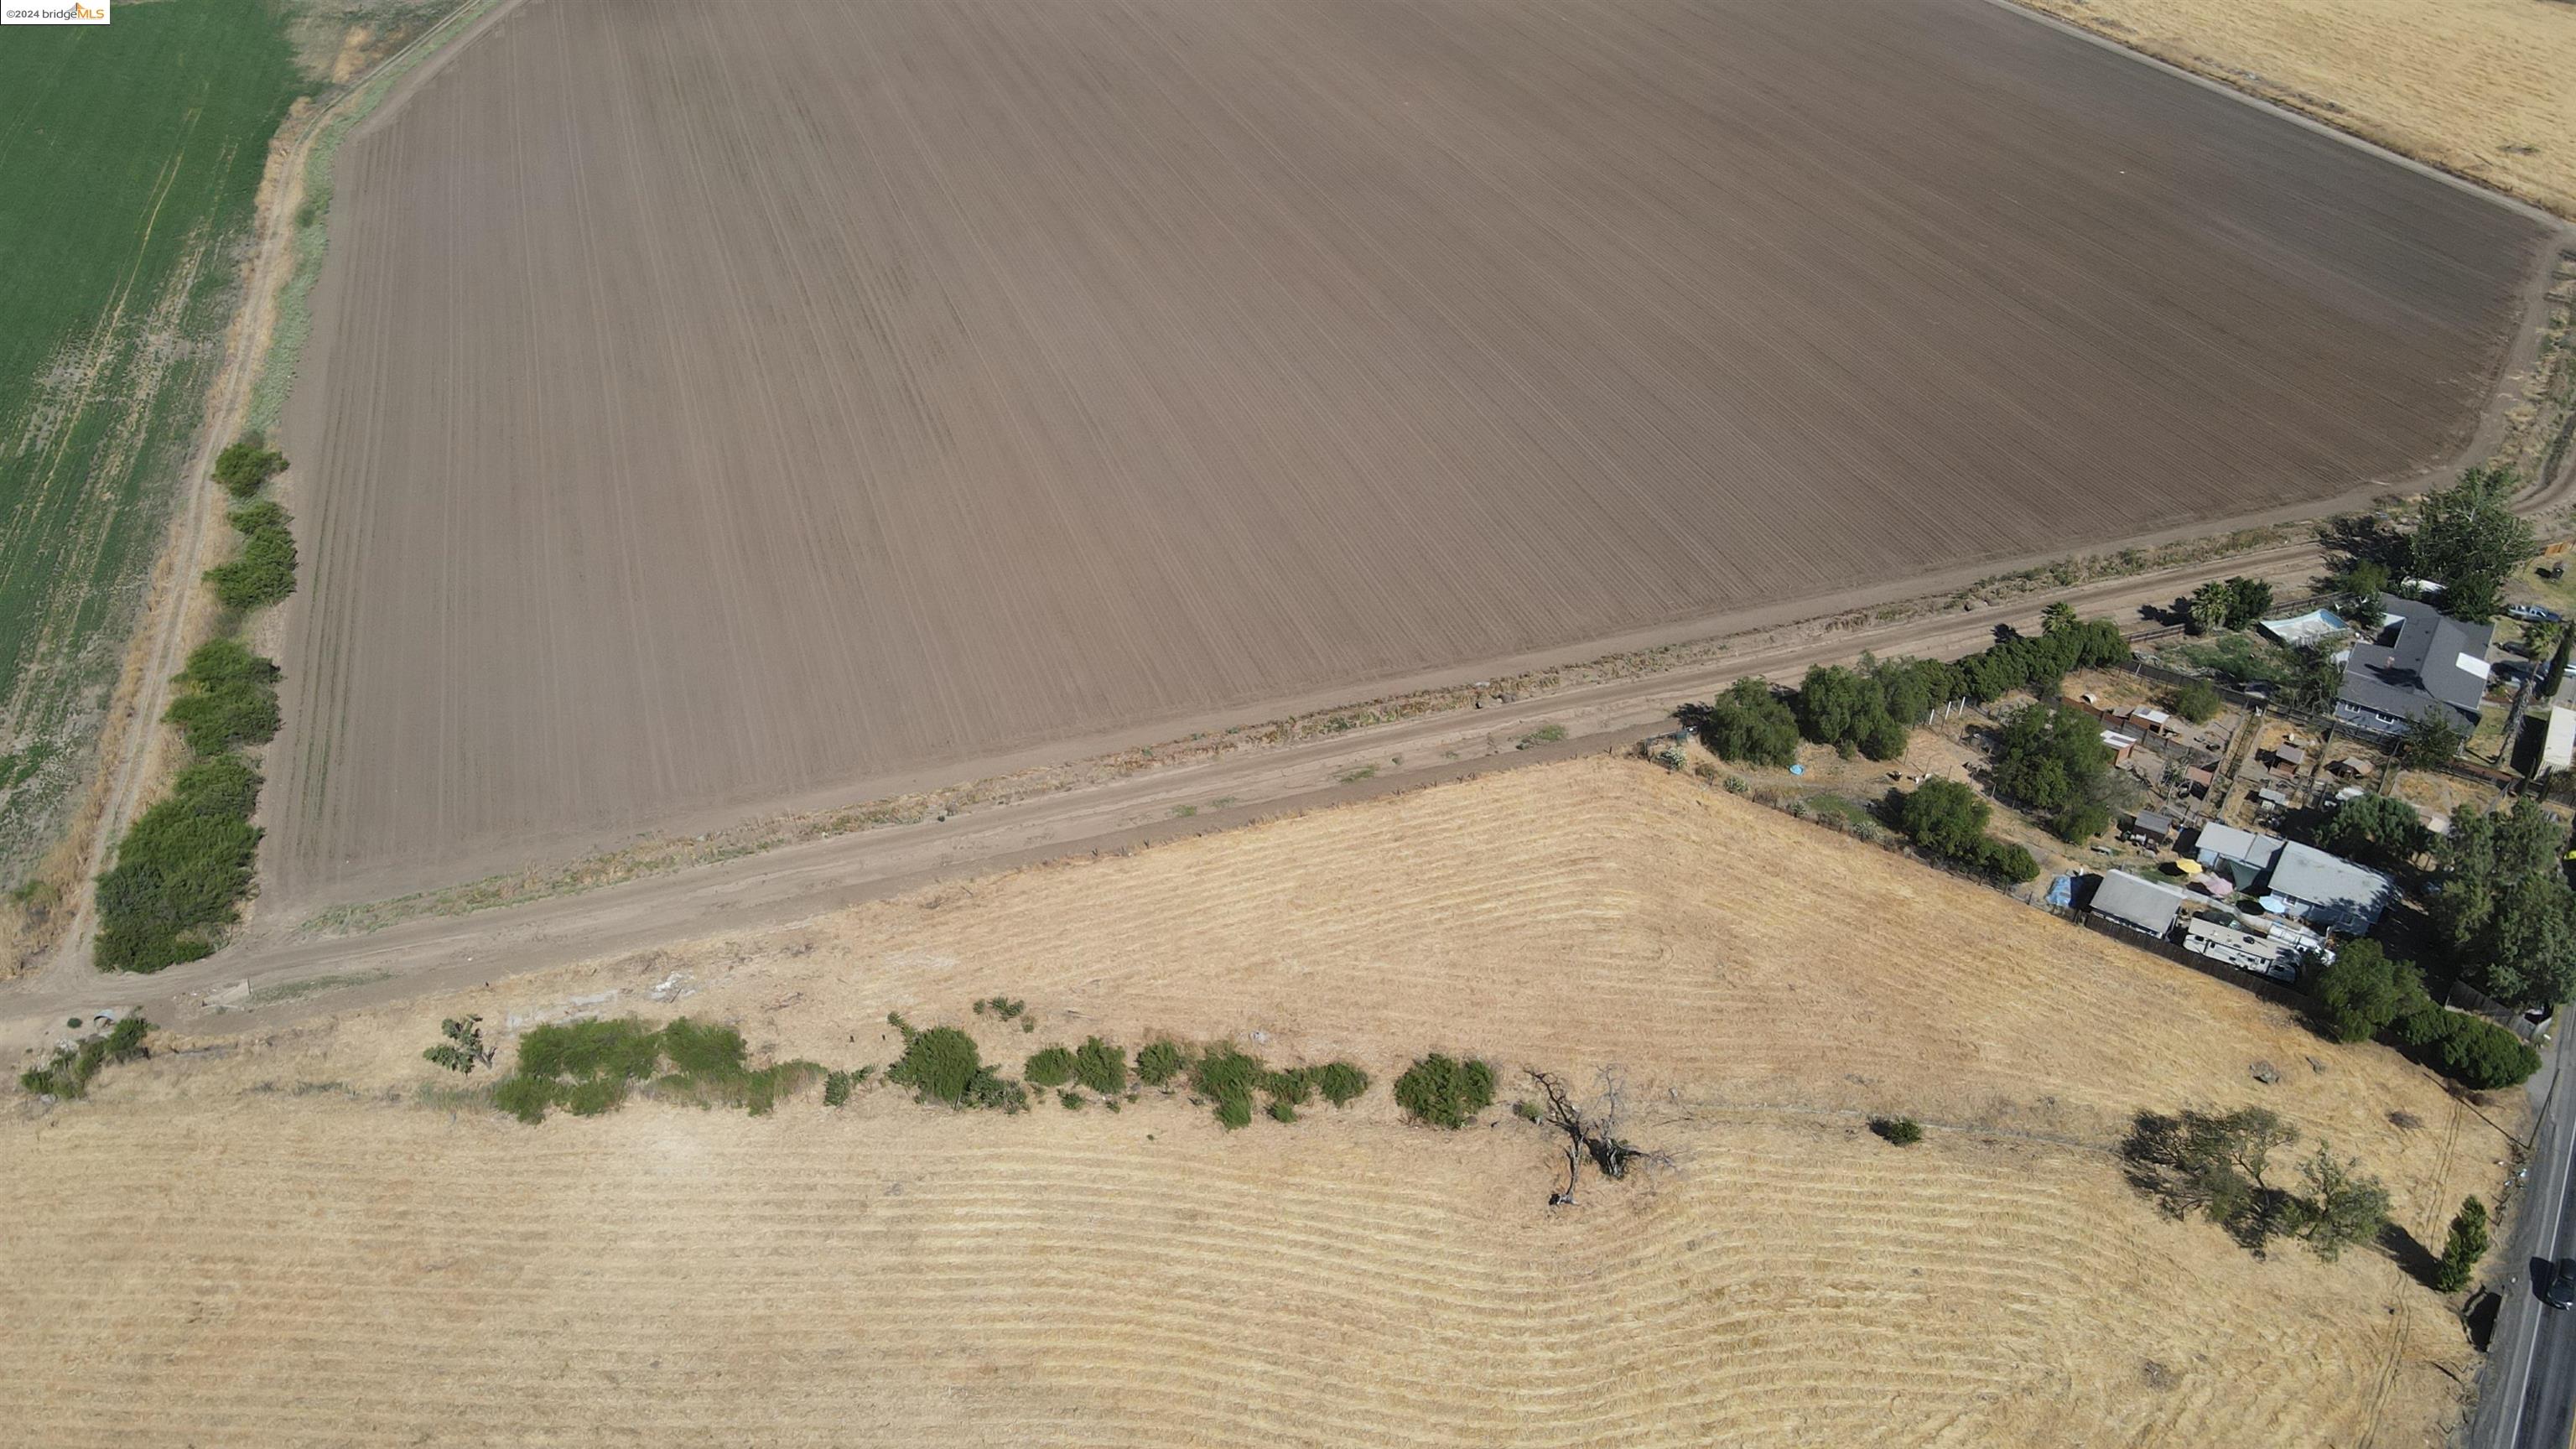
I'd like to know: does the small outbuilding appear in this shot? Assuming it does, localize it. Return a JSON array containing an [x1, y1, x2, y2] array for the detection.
[[2546, 707, 2576, 775], [2090, 870, 2191, 938]]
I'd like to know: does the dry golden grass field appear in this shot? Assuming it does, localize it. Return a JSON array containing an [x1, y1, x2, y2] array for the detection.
[[0, 759, 2520, 1445], [2013, 0, 2576, 217]]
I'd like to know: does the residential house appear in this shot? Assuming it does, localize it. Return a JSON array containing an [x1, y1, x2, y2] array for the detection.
[[2191, 823, 2396, 934], [2334, 595, 2493, 739]]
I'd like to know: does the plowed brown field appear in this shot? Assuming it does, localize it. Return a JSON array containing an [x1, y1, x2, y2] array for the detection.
[[1, 760, 2512, 1445], [271, 0, 2554, 905]]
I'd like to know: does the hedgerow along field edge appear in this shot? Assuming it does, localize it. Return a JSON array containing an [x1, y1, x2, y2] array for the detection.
[[0, 0, 304, 891]]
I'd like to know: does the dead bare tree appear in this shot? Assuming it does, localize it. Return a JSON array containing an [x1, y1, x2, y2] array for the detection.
[[1527, 1067, 1670, 1205]]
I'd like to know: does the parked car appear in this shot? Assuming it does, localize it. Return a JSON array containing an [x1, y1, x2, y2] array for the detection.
[[2504, 603, 2563, 624], [2547, 1259, 2576, 1311]]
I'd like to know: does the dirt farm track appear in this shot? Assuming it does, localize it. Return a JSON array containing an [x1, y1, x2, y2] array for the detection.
[[271, 0, 2558, 906]]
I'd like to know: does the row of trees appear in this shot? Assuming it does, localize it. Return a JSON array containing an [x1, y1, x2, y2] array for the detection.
[[2309, 941, 2542, 1088], [96, 436, 299, 972], [1688, 610, 2132, 771]]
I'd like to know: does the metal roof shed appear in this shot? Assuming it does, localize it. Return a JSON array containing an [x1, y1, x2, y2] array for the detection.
[[2090, 871, 2190, 937]]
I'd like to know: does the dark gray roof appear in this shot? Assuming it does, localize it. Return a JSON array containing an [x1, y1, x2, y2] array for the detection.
[[2335, 595, 2492, 733], [2090, 871, 2189, 937]]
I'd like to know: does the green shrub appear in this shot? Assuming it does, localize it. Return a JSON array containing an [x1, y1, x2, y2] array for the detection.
[[963, 1067, 1027, 1113], [1260, 1067, 1313, 1108], [1137, 1040, 1188, 1086], [1269, 1100, 1296, 1123], [1871, 1116, 1924, 1145], [2433, 1197, 2490, 1293], [742, 1062, 822, 1115], [823, 1070, 855, 1107], [658, 1018, 749, 1078], [493, 1074, 558, 1124], [891, 1026, 984, 1105], [2172, 679, 2222, 724], [94, 753, 264, 973], [204, 501, 298, 611], [213, 438, 287, 497], [1191, 1042, 1272, 1126], [2430, 1014, 2542, 1089], [517, 1018, 663, 1083], [17, 1016, 153, 1099], [423, 1015, 491, 1075], [1514, 1099, 1542, 1122], [1060, 1089, 1085, 1110], [1314, 1062, 1369, 1107], [561, 1077, 629, 1117], [1394, 1054, 1495, 1129], [1025, 1046, 1075, 1088], [163, 639, 281, 755], [499, 1016, 817, 1122], [2052, 804, 2111, 844], [1073, 1036, 1127, 1095]]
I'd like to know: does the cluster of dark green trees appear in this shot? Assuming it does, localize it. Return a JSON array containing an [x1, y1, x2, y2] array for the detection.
[[1885, 779, 2038, 884], [1987, 701, 2119, 842], [96, 439, 299, 973], [2310, 941, 2541, 1089], [2125, 1107, 2389, 1261], [2184, 576, 2275, 636], [2306, 465, 2535, 626], [208, 439, 298, 609], [1686, 610, 2132, 771], [212, 438, 286, 497], [2423, 797, 2576, 1010], [2298, 793, 2565, 1088], [2399, 465, 2538, 625]]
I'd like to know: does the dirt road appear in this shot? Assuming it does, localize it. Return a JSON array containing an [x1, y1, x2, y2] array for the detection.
[[0, 530, 2366, 1045]]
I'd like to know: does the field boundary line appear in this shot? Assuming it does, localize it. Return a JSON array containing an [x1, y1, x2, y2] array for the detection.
[[1981, 0, 2572, 230], [30, 0, 519, 988]]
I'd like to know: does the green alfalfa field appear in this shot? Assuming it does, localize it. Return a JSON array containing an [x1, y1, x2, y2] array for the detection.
[[0, 0, 304, 889]]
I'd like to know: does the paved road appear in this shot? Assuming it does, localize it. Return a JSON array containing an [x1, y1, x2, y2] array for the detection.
[[2471, 1022, 2576, 1449]]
